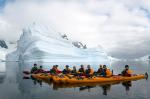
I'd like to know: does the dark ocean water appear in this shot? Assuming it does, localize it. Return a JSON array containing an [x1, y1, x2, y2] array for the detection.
[[0, 60, 150, 99]]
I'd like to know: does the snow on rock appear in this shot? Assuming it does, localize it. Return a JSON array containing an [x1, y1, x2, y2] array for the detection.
[[0, 40, 8, 60], [0, 40, 17, 61], [0, 48, 7, 61], [8, 23, 109, 63], [0, 40, 8, 49]]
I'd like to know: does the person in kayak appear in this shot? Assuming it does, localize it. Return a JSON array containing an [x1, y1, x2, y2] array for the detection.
[[50, 65, 61, 74], [102, 65, 112, 77], [31, 63, 38, 73], [63, 65, 71, 74], [121, 65, 132, 77], [38, 65, 44, 73], [71, 66, 77, 74], [55, 65, 61, 74], [97, 65, 103, 75], [85, 65, 94, 77], [78, 65, 85, 74], [50, 65, 57, 74], [34, 65, 45, 73]]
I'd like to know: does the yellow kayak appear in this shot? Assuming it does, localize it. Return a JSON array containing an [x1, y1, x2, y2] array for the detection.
[[32, 73, 52, 80], [31, 73, 148, 84], [52, 74, 147, 84], [53, 81, 121, 89]]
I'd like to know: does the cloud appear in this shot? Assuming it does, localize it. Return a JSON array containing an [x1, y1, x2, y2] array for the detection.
[[0, 0, 150, 59]]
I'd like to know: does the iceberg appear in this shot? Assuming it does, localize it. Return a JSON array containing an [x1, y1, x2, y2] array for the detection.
[[8, 23, 110, 64]]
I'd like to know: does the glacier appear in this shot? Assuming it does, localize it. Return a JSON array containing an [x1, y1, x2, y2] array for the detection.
[[7, 23, 110, 64]]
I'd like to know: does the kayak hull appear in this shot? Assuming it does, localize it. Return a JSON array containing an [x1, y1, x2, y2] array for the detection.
[[52, 74, 145, 84], [31, 73, 146, 84], [32, 73, 52, 80]]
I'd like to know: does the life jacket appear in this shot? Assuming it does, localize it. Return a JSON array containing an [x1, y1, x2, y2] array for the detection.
[[31, 67, 38, 73], [50, 67, 58, 74], [97, 68, 103, 74], [63, 68, 71, 74], [78, 68, 85, 73], [127, 69, 133, 74], [71, 69, 77, 74], [86, 69, 94, 75], [122, 69, 133, 77], [37, 69, 44, 73], [55, 68, 61, 74], [106, 69, 112, 77]]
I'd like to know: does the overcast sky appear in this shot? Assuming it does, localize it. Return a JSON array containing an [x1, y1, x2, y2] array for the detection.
[[0, 0, 150, 59]]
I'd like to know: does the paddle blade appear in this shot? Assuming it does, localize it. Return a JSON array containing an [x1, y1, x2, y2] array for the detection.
[[23, 76, 30, 79], [23, 71, 30, 75]]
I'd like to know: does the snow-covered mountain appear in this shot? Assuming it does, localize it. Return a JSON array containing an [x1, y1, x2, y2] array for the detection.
[[7, 23, 109, 63]]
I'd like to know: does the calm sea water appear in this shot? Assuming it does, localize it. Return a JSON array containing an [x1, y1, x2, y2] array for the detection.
[[0, 61, 150, 99]]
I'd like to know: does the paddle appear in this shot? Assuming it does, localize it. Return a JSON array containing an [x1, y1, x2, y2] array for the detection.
[[23, 71, 30, 75], [23, 70, 50, 75], [145, 72, 148, 80], [23, 76, 30, 79]]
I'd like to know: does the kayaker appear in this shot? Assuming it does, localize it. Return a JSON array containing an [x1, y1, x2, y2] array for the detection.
[[121, 65, 132, 77], [50, 65, 56, 74], [71, 66, 77, 74], [34, 65, 45, 73], [102, 65, 112, 77], [85, 65, 94, 77], [97, 65, 103, 75], [63, 65, 71, 74], [31, 63, 38, 73], [55, 65, 61, 74], [78, 65, 85, 74]]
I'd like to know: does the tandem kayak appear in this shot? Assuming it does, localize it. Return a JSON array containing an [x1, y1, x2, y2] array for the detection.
[[31, 73, 52, 80], [51, 74, 147, 84], [31, 73, 148, 84]]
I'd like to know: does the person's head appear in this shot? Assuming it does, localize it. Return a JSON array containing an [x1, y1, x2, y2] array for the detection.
[[125, 65, 129, 70], [55, 65, 58, 68], [66, 65, 69, 68], [99, 65, 103, 68], [103, 65, 107, 69], [87, 65, 91, 69], [81, 65, 84, 68], [40, 65, 43, 69], [34, 63, 37, 67], [52, 65, 55, 69]]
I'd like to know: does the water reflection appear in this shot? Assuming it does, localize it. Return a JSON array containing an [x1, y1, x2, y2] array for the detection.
[[28, 75, 136, 96], [122, 81, 132, 91], [23, 76, 43, 86], [101, 84, 111, 95], [0, 61, 149, 99], [0, 72, 6, 84]]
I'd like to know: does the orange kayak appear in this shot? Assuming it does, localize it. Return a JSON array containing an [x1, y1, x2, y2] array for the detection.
[[31, 73, 148, 84], [52, 74, 146, 84], [32, 73, 52, 80]]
